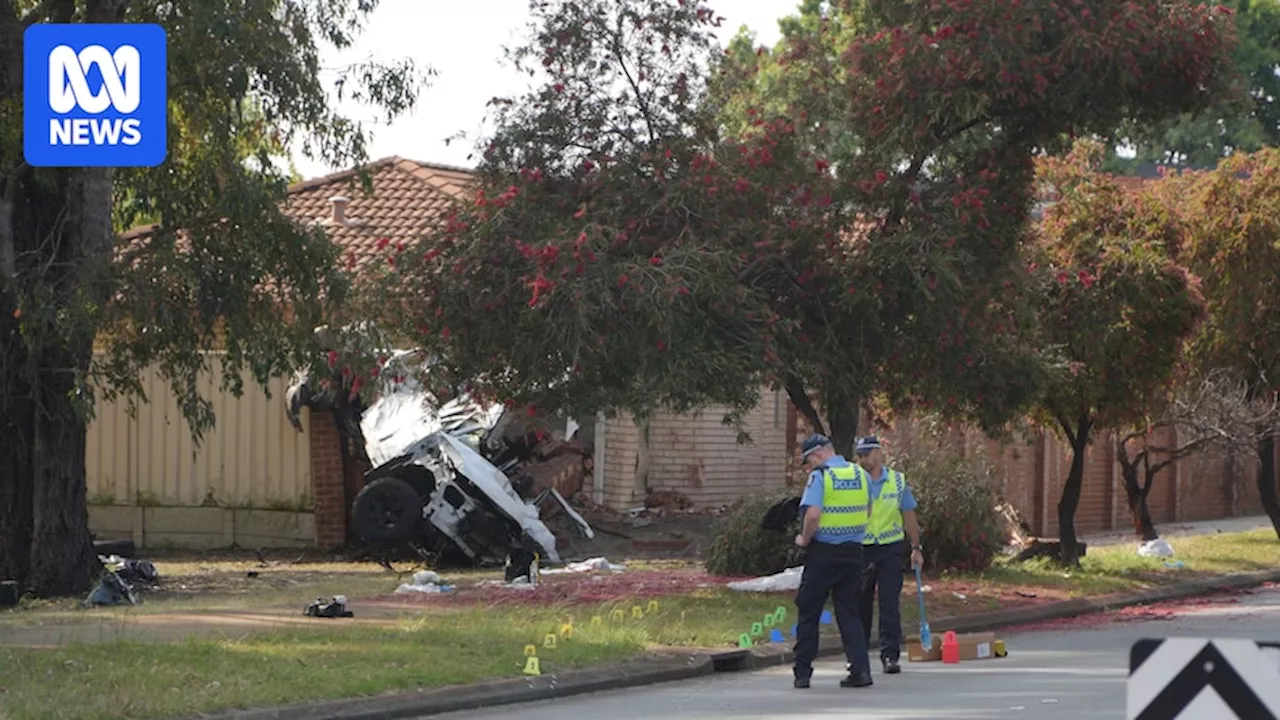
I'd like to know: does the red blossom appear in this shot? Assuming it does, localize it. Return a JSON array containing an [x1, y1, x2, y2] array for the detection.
[[376, 237, 390, 251], [326, 350, 339, 369], [650, 256, 663, 266]]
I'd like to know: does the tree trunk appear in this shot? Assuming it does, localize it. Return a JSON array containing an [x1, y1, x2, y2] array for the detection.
[[25, 340, 99, 596], [1118, 463, 1159, 542], [1057, 417, 1093, 566], [1258, 428, 1280, 539], [825, 388, 861, 459], [0, 306, 34, 588]]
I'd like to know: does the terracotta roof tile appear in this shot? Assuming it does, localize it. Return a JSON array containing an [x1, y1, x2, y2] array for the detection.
[[116, 156, 477, 280]]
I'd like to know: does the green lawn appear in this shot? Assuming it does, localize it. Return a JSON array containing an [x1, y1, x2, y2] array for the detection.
[[0, 529, 1274, 720]]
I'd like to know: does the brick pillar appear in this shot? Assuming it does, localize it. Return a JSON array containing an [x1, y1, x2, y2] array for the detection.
[[309, 410, 347, 549]]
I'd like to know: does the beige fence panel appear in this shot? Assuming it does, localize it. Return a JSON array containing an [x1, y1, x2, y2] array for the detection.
[[85, 353, 313, 511]]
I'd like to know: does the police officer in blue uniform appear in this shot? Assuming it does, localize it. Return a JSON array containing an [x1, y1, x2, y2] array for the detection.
[[855, 435, 924, 674], [791, 433, 875, 690]]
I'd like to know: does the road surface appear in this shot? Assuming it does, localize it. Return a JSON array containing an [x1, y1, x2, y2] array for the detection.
[[431, 585, 1280, 719]]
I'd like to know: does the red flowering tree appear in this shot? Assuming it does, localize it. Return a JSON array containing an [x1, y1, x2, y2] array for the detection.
[[358, 0, 1238, 465], [1176, 149, 1280, 538], [1028, 140, 1208, 564]]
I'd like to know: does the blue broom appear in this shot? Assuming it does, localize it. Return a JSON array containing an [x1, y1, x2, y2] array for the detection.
[[914, 564, 932, 651]]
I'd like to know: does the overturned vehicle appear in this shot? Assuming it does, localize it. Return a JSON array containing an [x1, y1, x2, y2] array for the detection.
[[286, 331, 594, 574]]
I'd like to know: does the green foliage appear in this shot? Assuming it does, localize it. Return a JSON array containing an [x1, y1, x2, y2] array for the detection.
[[890, 420, 1005, 573], [352, 0, 1240, 455], [704, 493, 798, 577], [2, 0, 431, 441], [1177, 149, 1280, 395], [1029, 141, 1208, 439], [1106, 0, 1280, 171]]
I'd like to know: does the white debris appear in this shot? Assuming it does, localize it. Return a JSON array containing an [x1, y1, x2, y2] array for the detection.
[[476, 578, 538, 591], [394, 570, 455, 595], [540, 557, 626, 575], [1137, 537, 1175, 558], [726, 566, 804, 592]]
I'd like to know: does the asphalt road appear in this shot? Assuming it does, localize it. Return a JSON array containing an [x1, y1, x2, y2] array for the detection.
[[430, 585, 1280, 720]]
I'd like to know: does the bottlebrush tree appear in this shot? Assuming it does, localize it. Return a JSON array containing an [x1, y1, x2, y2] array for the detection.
[[1176, 149, 1280, 538], [354, 0, 1239, 463], [1028, 140, 1208, 565]]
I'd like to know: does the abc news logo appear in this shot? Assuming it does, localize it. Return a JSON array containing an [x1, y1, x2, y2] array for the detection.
[[23, 23, 167, 168], [48, 44, 144, 147]]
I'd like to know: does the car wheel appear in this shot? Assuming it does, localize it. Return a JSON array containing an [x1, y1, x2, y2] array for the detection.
[[351, 477, 423, 546]]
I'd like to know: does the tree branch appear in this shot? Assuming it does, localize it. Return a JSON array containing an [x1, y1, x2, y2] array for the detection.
[[784, 374, 825, 436], [612, 14, 657, 148], [1047, 403, 1078, 446]]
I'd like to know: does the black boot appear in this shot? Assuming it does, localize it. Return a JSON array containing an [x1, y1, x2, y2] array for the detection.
[[840, 670, 874, 688], [881, 654, 901, 674], [794, 666, 812, 689]]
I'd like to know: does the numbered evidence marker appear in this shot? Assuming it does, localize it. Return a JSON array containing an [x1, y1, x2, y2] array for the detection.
[[611, 609, 625, 621], [544, 633, 558, 649], [738, 633, 753, 649], [524, 644, 537, 657], [751, 622, 764, 637], [775, 606, 787, 623], [648, 599, 660, 613], [1127, 637, 1280, 720], [591, 615, 603, 627], [523, 655, 541, 676], [764, 612, 776, 628], [560, 623, 574, 639], [632, 605, 644, 619]]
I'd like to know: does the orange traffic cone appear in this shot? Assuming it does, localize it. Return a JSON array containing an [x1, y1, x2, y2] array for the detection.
[[941, 630, 960, 664]]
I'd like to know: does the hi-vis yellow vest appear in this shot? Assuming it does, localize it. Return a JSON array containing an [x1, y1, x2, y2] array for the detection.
[[864, 468, 907, 545], [817, 464, 871, 537]]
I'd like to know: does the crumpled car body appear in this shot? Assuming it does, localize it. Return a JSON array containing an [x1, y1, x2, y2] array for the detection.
[[288, 342, 593, 568]]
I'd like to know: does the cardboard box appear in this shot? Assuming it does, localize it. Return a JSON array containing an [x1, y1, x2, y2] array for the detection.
[[905, 631, 999, 662]]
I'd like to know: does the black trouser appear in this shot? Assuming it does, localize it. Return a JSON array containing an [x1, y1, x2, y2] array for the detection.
[[859, 540, 906, 661], [793, 540, 869, 678]]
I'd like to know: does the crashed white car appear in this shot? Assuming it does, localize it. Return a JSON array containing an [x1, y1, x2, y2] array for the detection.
[[287, 342, 593, 572]]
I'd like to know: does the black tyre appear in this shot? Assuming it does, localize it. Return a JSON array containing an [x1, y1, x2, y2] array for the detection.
[[351, 477, 423, 546]]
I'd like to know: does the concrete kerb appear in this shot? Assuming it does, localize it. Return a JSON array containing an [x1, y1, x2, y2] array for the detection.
[[185, 568, 1280, 720], [719, 568, 1280, 672]]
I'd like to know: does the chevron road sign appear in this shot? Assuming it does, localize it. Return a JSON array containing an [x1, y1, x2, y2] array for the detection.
[[1128, 637, 1280, 720]]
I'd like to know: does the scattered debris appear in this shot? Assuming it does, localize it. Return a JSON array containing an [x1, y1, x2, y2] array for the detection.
[[394, 570, 456, 595], [727, 566, 804, 593], [1138, 537, 1176, 558], [304, 595, 353, 618], [100, 555, 159, 585], [84, 572, 138, 607], [540, 557, 626, 575]]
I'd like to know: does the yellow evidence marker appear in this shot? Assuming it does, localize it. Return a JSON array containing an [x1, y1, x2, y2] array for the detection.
[[560, 623, 574, 639], [524, 644, 537, 657], [647, 599, 659, 613], [591, 616, 603, 627], [544, 633, 558, 649], [611, 609, 625, 621], [523, 656, 541, 676], [631, 605, 644, 619]]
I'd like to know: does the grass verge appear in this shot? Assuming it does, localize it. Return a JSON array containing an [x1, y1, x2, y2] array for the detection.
[[0, 529, 1275, 720]]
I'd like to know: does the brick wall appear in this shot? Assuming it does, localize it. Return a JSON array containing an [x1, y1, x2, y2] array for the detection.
[[309, 410, 347, 549], [600, 387, 791, 509]]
